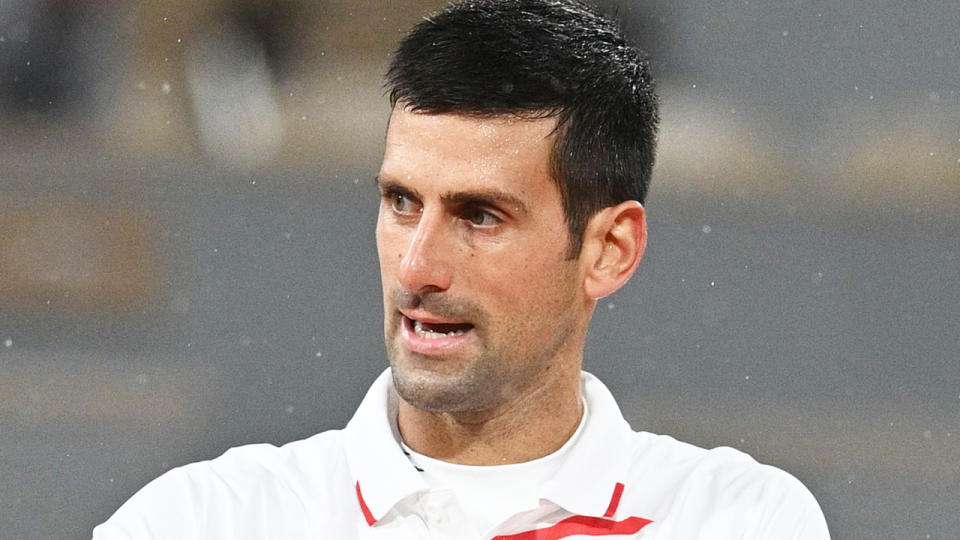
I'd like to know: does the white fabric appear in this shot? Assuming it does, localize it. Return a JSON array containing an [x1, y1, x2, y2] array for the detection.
[[398, 396, 587, 536], [93, 369, 830, 539]]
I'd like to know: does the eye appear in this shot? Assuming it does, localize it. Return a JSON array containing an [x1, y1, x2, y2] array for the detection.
[[462, 207, 501, 227], [388, 191, 419, 215]]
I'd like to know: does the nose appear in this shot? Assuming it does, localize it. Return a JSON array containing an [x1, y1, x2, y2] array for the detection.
[[396, 212, 454, 295]]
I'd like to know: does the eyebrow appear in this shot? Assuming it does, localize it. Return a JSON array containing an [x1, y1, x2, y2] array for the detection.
[[376, 177, 421, 201], [376, 175, 529, 215], [440, 190, 528, 215]]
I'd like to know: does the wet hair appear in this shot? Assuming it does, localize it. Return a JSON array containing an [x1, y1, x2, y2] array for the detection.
[[387, 0, 658, 256]]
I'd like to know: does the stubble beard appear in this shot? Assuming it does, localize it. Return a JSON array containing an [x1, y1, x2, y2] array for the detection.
[[384, 260, 581, 415], [384, 287, 501, 413], [385, 302, 576, 415], [389, 344, 504, 413]]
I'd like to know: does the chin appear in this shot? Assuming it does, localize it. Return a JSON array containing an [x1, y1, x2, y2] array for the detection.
[[390, 356, 495, 414]]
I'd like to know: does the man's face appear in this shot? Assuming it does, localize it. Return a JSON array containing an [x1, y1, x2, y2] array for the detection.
[[376, 107, 587, 414]]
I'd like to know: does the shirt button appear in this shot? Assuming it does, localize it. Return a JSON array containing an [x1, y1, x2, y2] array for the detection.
[[424, 505, 446, 526]]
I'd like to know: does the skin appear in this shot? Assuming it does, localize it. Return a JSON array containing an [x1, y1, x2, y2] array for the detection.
[[376, 105, 646, 465]]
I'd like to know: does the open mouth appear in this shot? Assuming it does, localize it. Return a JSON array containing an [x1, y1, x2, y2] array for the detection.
[[404, 315, 474, 339]]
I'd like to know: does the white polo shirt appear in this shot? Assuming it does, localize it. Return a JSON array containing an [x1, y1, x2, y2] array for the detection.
[[93, 369, 830, 539]]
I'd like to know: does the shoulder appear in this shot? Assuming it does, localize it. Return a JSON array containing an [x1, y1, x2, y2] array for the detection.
[[93, 430, 351, 539], [630, 431, 772, 481], [624, 432, 829, 538], [191, 429, 349, 494]]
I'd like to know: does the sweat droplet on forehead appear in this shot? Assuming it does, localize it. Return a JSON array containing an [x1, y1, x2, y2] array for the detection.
[[479, 123, 499, 138]]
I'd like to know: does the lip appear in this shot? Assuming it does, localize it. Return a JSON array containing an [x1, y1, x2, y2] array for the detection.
[[399, 313, 474, 356], [399, 308, 468, 326]]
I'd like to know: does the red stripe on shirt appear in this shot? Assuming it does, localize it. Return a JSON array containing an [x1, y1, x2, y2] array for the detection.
[[355, 482, 377, 526], [603, 482, 625, 518], [491, 515, 653, 540]]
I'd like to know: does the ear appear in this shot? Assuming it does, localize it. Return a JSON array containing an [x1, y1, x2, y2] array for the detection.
[[581, 201, 647, 299]]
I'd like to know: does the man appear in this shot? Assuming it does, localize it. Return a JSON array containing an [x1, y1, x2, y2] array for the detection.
[[95, 1, 829, 538]]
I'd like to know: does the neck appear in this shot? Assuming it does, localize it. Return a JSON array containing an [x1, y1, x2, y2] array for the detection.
[[396, 361, 583, 466]]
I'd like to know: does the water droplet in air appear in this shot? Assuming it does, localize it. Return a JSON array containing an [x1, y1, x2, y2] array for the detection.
[[3, 338, 11, 347]]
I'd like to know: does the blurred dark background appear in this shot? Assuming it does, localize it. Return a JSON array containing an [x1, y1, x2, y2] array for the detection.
[[1, 1, 958, 538]]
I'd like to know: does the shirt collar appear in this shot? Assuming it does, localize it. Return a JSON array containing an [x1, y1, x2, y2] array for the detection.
[[343, 369, 635, 523], [343, 369, 428, 524], [538, 371, 635, 518]]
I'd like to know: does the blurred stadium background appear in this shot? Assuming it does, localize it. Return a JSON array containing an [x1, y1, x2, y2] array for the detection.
[[1, 1, 957, 538]]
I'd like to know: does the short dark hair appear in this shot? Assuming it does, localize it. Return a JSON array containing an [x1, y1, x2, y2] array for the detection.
[[387, 0, 658, 256]]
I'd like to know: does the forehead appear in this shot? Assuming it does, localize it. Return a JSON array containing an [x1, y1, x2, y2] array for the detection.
[[380, 108, 559, 193]]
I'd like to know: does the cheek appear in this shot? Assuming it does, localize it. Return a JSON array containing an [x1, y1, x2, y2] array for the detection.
[[375, 215, 400, 262], [480, 262, 579, 361], [479, 248, 577, 315], [375, 226, 398, 289]]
